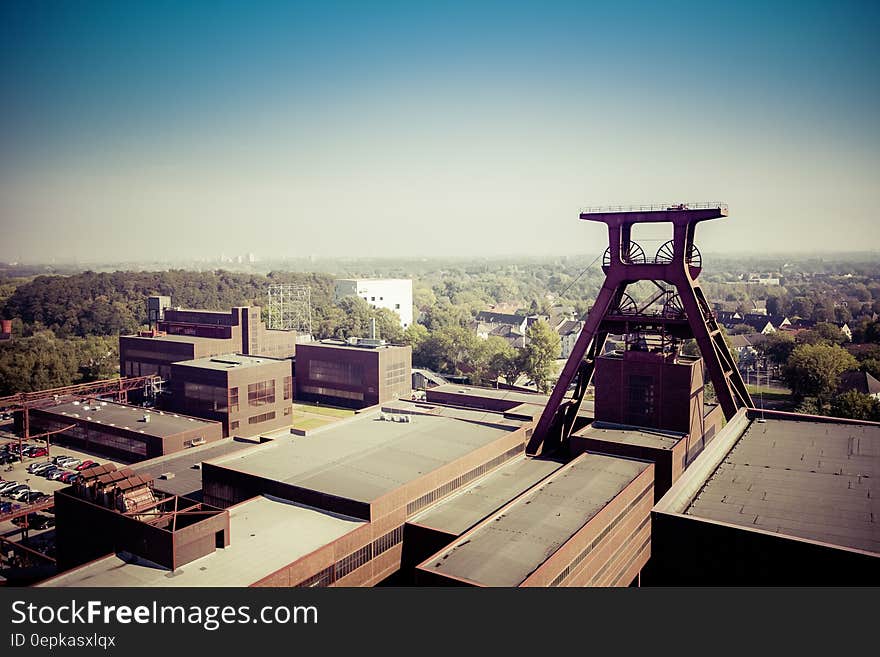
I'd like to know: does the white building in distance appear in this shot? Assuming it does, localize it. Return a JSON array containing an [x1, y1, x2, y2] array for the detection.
[[334, 279, 413, 328]]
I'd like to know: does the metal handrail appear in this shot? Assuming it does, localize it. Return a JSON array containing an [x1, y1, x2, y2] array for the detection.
[[580, 202, 728, 214]]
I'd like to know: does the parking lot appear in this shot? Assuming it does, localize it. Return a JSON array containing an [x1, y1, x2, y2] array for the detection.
[[0, 424, 125, 544]]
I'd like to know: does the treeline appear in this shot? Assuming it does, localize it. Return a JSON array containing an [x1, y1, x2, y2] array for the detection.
[[0, 333, 118, 396], [1, 270, 337, 338]]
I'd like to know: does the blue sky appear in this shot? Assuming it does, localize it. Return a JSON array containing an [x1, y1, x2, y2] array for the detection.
[[1, 1, 878, 262]]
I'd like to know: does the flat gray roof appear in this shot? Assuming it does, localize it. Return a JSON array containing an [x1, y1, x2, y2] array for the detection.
[[429, 384, 550, 405], [299, 341, 406, 353], [419, 453, 649, 586], [381, 400, 525, 430], [574, 422, 685, 450], [209, 409, 518, 503], [133, 438, 259, 497], [172, 353, 288, 372], [38, 495, 365, 587], [685, 418, 879, 554], [121, 333, 222, 345], [38, 401, 219, 439], [411, 456, 565, 535]]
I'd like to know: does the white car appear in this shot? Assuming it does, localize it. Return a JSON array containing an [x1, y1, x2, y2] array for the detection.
[[10, 488, 33, 501]]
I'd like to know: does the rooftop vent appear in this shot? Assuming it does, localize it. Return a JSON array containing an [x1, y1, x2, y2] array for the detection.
[[158, 472, 175, 480]]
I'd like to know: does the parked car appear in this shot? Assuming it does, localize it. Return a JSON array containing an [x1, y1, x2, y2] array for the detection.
[[10, 488, 34, 501], [0, 481, 21, 494], [2, 453, 21, 464], [32, 515, 55, 530], [53, 455, 75, 465], [30, 463, 56, 475], [2, 483, 28, 497], [47, 469, 68, 481], [0, 501, 15, 513], [23, 491, 49, 504], [59, 471, 78, 483], [41, 467, 63, 478], [59, 458, 82, 469], [76, 460, 99, 471], [28, 447, 48, 458]]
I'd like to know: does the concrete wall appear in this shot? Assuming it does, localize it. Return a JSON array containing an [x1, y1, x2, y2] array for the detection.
[[648, 511, 879, 585]]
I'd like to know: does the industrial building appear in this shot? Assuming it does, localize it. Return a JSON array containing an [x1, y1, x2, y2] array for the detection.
[[28, 399, 223, 460], [650, 409, 879, 585], [334, 278, 413, 328], [21, 203, 880, 588], [168, 353, 293, 437], [52, 463, 229, 573], [294, 339, 412, 409], [43, 400, 534, 587], [415, 453, 653, 587], [119, 300, 308, 381]]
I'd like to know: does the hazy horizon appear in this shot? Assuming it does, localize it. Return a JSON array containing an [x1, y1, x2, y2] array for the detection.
[[2, 1, 878, 262]]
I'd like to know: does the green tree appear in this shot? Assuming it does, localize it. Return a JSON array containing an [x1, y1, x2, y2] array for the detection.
[[473, 336, 517, 385], [859, 358, 880, 380], [402, 323, 429, 351], [758, 332, 796, 366], [830, 390, 880, 422], [783, 343, 858, 411], [522, 320, 561, 393], [797, 322, 846, 345]]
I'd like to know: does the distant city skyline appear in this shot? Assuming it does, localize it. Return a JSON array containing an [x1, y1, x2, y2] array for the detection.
[[1, 1, 878, 263]]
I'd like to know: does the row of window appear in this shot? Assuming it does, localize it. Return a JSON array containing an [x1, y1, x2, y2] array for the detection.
[[35, 421, 148, 457], [406, 445, 523, 516], [547, 483, 652, 587], [299, 385, 364, 401], [588, 518, 651, 587], [183, 382, 230, 413], [610, 533, 652, 587], [283, 376, 293, 401], [123, 361, 172, 379], [294, 526, 404, 587], [248, 411, 276, 425], [384, 362, 409, 388], [308, 359, 364, 387]]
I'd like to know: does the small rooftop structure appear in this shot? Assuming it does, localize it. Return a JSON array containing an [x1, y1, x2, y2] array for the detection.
[[40, 495, 363, 587]]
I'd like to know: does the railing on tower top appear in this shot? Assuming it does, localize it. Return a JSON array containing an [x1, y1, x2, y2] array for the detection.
[[580, 202, 728, 214]]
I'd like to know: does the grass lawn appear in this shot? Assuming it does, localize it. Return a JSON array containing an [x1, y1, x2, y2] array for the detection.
[[291, 402, 356, 418], [745, 384, 792, 402], [291, 416, 335, 431]]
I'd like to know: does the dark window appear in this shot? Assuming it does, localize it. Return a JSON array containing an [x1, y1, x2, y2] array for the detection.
[[283, 376, 293, 400], [230, 421, 239, 431], [248, 380, 275, 407], [248, 411, 276, 425], [626, 374, 655, 426], [183, 383, 229, 412], [229, 387, 239, 413], [308, 359, 364, 386]]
